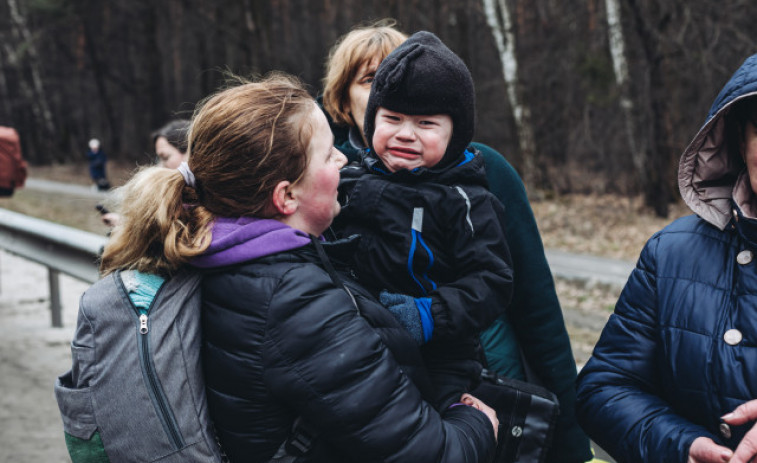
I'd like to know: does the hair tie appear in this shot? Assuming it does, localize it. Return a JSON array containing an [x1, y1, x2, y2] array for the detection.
[[177, 162, 196, 188]]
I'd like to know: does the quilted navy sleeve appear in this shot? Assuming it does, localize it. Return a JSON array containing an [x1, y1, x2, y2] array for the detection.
[[575, 233, 713, 462]]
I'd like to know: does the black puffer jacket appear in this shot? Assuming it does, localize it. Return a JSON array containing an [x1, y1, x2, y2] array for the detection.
[[201, 238, 496, 463]]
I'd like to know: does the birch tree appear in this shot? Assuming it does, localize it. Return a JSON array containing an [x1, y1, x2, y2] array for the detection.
[[605, 0, 642, 180], [482, 0, 537, 188]]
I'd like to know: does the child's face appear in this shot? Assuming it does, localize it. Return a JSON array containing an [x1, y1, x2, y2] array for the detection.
[[372, 107, 452, 172]]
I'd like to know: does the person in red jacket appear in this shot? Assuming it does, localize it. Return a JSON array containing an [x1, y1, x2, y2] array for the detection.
[[0, 126, 27, 197]]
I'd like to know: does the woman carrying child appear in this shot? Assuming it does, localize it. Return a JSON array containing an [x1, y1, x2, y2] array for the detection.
[[192, 73, 502, 462], [59, 73, 500, 462], [179, 73, 501, 461]]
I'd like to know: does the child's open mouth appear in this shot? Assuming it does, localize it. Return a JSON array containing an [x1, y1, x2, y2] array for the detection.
[[387, 147, 420, 159]]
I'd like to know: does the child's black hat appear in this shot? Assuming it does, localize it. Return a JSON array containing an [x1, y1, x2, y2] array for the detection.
[[364, 31, 475, 167]]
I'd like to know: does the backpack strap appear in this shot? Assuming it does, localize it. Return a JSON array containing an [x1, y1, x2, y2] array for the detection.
[[265, 237, 363, 462], [310, 235, 359, 314], [266, 236, 367, 462], [265, 236, 350, 462], [285, 417, 317, 456], [269, 417, 318, 462]]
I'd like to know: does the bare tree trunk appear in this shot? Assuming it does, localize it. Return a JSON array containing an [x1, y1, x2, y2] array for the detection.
[[79, 17, 120, 152], [605, 0, 641, 175], [6, 0, 55, 135], [626, 0, 673, 217], [482, 0, 537, 189]]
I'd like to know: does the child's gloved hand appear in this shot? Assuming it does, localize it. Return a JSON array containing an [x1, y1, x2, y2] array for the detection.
[[379, 290, 434, 345]]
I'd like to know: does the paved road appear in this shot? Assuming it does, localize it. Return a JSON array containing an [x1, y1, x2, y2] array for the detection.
[[25, 178, 110, 198], [0, 250, 85, 462], [546, 249, 634, 289]]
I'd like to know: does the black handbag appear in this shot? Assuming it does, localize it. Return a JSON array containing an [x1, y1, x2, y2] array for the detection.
[[472, 369, 560, 463]]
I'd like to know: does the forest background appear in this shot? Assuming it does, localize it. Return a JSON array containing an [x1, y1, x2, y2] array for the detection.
[[1, 0, 757, 216]]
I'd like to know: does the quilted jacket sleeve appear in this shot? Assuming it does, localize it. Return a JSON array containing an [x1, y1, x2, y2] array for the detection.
[[430, 187, 514, 340], [575, 233, 714, 462], [262, 264, 496, 463]]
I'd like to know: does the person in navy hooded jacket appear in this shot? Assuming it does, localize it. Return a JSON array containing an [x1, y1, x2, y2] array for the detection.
[[332, 31, 514, 409], [576, 54, 757, 463]]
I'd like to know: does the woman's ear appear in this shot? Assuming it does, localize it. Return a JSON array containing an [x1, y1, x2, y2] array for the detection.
[[272, 180, 298, 216]]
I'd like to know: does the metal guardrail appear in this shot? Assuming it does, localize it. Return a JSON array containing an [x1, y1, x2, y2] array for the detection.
[[0, 208, 105, 327]]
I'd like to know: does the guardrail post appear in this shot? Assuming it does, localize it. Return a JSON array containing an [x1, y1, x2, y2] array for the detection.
[[0, 208, 107, 328], [49, 268, 62, 328]]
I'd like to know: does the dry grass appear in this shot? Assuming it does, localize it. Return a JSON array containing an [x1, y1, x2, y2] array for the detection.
[[532, 193, 690, 261], [529, 193, 691, 364], [0, 189, 109, 234], [0, 162, 138, 234]]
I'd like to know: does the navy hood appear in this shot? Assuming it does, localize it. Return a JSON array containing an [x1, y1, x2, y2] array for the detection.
[[679, 53, 757, 229]]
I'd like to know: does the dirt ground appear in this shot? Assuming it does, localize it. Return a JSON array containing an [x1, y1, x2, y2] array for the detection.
[[0, 250, 85, 462]]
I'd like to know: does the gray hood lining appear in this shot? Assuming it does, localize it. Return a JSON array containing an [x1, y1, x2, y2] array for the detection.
[[678, 93, 757, 229]]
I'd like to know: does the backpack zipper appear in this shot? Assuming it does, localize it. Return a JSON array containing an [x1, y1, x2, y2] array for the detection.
[[117, 273, 185, 451], [137, 309, 185, 450]]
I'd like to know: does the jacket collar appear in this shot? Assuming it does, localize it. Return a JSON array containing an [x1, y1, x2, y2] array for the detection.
[[361, 148, 487, 187], [733, 200, 757, 250]]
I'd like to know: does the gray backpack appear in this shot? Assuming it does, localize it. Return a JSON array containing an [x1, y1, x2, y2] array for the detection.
[[55, 269, 224, 462]]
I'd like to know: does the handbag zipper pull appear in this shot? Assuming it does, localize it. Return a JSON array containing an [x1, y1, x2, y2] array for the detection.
[[139, 314, 149, 334]]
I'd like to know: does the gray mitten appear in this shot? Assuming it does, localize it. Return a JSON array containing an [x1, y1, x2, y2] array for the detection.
[[379, 290, 433, 345]]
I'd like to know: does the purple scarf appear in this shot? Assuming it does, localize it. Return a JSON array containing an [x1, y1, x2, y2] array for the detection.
[[191, 217, 313, 269]]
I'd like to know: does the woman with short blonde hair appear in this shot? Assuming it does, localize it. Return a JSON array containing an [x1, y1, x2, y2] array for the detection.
[[322, 20, 406, 130]]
